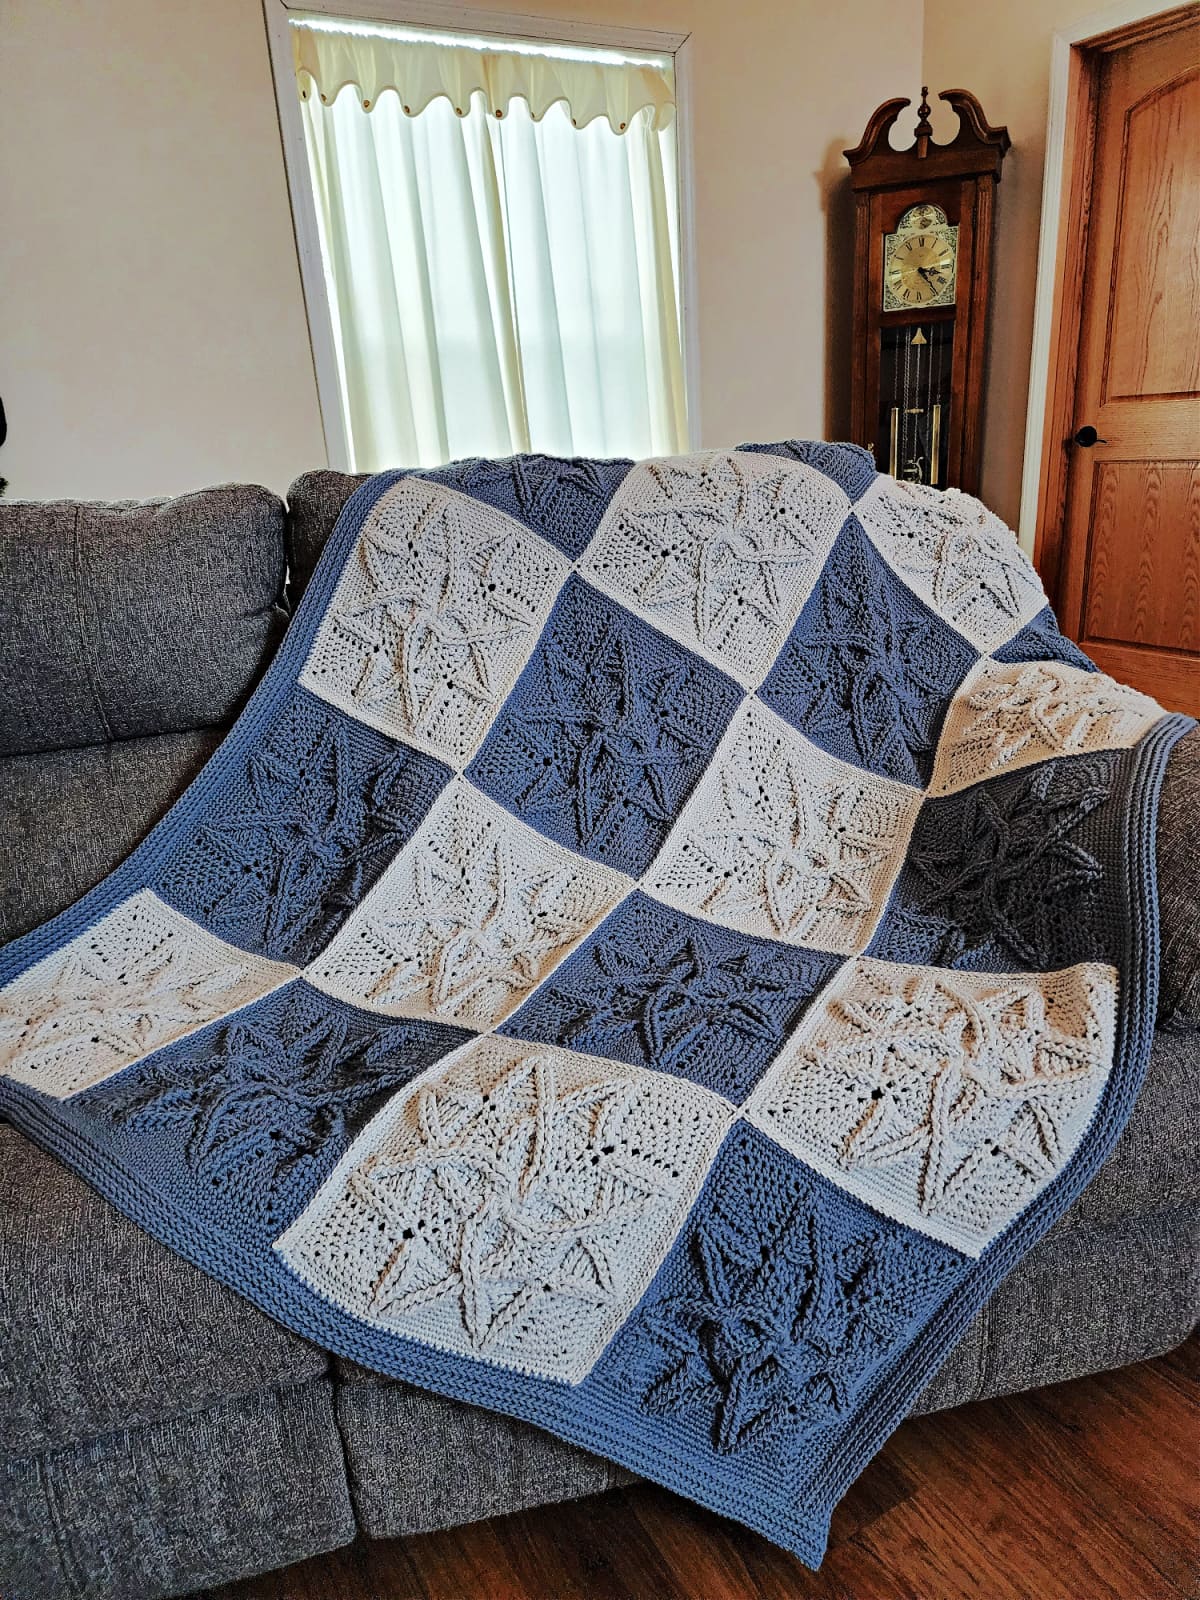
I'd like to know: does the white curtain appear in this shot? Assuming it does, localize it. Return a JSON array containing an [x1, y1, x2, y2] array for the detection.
[[297, 34, 688, 470]]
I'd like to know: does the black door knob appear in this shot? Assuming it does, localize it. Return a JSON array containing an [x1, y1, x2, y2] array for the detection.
[[1073, 425, 1107, 447]]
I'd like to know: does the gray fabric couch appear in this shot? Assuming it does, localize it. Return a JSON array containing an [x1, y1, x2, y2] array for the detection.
[[1, 475, 1197, 1600]]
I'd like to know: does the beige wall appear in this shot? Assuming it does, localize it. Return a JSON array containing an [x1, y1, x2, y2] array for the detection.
[[1, 0, 921, 501], [921, 0, 1110, 530], [1, 0, 327, 501]]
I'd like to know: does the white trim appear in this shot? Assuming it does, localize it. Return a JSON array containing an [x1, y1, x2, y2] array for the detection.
[[1018, 0, 1183, 551], [672, 35, 702, 448], [263, 0, 698, 468], [280, 0, 686, 55], [264, 0, 353, 468]]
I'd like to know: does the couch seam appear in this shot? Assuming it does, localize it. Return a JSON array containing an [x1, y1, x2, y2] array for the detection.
[[32, 1449, 85, 1600], [69, 505, 115, 746], [2, 1371, 331, 1467], [324, 1365, 366, 1540]]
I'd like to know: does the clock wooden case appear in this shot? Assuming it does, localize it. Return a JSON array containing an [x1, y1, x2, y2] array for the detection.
[[844, 89, 1009, 495]]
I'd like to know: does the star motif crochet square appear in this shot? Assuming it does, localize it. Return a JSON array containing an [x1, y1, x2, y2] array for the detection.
[[81, 980, 470, 1238], [746, 958, 1117, 1255], [158, 689, 451, 964], [306, 779, 631, 1029], [649, 700, 921, 956], [736, 439, 879, 502], [855, 478, 1045, 654], [927, 658, 1161, 798], [870, 752, 1121, 971], [580, 451, 849, 685], [300, 476, 569, 763], [420, 454, 634, 559], [0, 891, 296, 1099], [759, 518, 976, 787], [991, 606, 1097, 673], [467, 576, 742, 877], [604, 1123, 962, 1468], [277, 1034, 732, 1381], [501, 892, 842, 1103]]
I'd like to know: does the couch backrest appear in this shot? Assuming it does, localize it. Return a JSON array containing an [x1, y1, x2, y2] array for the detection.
[[0, 487, 289, 757], [285, 469, 368, 602], [0, 485, 290, 944]]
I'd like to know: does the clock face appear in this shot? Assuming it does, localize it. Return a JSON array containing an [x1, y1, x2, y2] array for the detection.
[[883, 205, 958, 312]]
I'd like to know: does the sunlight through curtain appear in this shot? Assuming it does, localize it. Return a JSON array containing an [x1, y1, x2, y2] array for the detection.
[[295, 23, 688, 470]]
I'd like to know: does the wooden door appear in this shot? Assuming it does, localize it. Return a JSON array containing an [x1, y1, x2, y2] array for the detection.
[[1055, 15, 1200, 713]]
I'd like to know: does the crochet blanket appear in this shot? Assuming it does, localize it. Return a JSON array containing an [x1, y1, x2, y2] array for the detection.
[[1, 443, 1191, 1565]]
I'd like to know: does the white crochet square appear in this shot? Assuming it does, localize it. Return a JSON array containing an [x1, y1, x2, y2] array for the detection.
[[854, 477, 1045, 654], [0, 890, 297, 1100], [580, 450, 849, 686], [648, 700, 921, 955], [306, 779, 631, 1029], [300, 476, 569, 764], [928, 657, 1162, 798], [277, 1033, 732, 1382], [746, 956, 1118, 1256]]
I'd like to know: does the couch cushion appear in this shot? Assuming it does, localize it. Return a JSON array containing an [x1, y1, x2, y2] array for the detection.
[[285, 469, 367, 602], [335, 1369, 631, 1540], [0, 1125, 327, 1458], [1156, 725, 1200, 1028], [0, 729, 220, 944], [0, 1381, 354, 1600], [0, 488, 288, 757]]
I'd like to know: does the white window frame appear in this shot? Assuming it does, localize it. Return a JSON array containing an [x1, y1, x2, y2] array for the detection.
[[262, 0, 701, 469]]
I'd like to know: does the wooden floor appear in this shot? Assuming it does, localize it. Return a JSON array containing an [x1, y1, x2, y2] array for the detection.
[[205, 1340, 1198, 1600]]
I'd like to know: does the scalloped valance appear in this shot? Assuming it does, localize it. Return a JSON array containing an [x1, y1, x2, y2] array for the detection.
[[291, 18, 676, 134]]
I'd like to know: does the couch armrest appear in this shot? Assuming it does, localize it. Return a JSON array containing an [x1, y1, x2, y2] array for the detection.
[[1157, 726, 1200, 1028]]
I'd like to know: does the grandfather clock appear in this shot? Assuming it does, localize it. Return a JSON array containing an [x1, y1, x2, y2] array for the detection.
[[844, 89, 1009, 495]]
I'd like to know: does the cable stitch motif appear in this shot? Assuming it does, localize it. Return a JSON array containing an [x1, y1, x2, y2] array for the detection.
[[748, 958, 1117, 1254], [278, 1034, 731, 1380], [84, 982, 470, 1233], [759, 518, 976, 786], [468, 576, 741, 875], [301, 476, 568, 760], [159, 690, 450, 963], [855, 478, 1045, 653], [0, 891, 295, 1098], [501, 891, 841, 1102], [307, 779, 629, 1028], [582, 451, 849, 683], [619, 1125, 962, 1462], [651, 700, 920, 954], [928, 659, 1161, 797]]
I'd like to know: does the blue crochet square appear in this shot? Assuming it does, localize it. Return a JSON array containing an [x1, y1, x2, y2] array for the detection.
[[500, 892, 843, 1102], [737, 440, 878, 502], [758, 518, 976, 788], [76, 979, 472, 1244], [467, 576, 743, 876], [157, 687, 451, 965], [992, 606, 1097, 673], [869, 748, 1125, 972], [596, 1123, 963, 1484], [418, 454, 633, 559]]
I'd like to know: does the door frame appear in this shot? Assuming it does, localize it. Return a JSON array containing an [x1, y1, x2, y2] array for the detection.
[[1018, 0, 1196, 599]]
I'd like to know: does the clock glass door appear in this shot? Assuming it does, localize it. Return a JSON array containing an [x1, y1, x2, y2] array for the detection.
[[877, 321, 953, 486]]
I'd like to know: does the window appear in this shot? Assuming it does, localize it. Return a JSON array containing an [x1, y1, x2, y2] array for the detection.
[[269, 10, 692, 470]]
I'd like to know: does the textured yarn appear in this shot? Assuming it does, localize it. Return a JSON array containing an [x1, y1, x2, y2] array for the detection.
[[0, 443, 1190, 1567]]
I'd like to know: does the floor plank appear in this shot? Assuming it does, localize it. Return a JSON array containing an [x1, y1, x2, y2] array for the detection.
[[201, 1341, 1199, 1600]]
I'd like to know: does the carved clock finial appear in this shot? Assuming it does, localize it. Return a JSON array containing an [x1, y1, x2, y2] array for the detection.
[[915, 86, 933, 157]]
